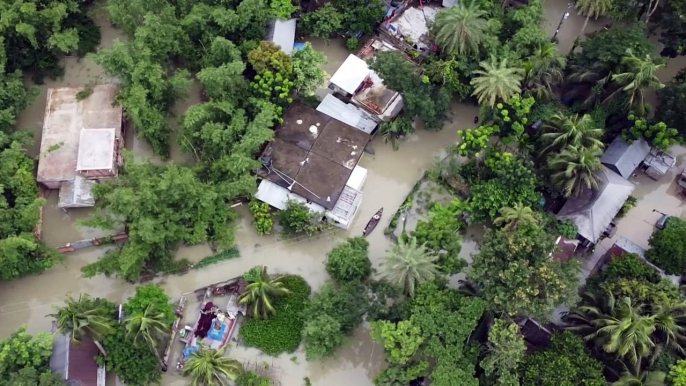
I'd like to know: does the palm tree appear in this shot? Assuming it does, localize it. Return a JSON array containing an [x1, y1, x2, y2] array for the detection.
[[379, 117, 414, 150], [432, 3, 488, 57], [612, 367, 666, 386], [124, 304, 170, 355], [238, 266, 290, 319], [523, 44, 566, 100], [494, 203, 537, 231], [548, 145, 606, 198], [381, 236, 440, 297], [541, 113, 604, 154], [471, 56, 523, 107], [49, 294, 115, 352], [575, 0, 613, 36], [182, 344, 244, 386], [565, 62, 614, 109], [608, 49, 665, 115]]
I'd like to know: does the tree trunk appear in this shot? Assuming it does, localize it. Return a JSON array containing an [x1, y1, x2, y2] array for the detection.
[[645, 0, 660, 23], [94, 340, 107, 356], [580, 14, 590, 37]]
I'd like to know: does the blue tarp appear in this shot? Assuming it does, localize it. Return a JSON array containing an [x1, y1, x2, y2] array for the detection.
[[207, 319, 228, 341], [183, 345, 198, 358], [293, 42, 306, 51]]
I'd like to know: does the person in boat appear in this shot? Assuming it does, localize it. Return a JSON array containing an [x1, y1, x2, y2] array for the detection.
[[362, 214, 381, 235]]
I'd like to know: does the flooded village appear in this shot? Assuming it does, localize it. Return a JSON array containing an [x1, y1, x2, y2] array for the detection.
[[2, 0, 686, 385]]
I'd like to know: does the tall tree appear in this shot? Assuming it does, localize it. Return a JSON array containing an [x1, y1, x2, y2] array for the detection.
[[541, 113, 604, 154], [325, 237, 372, 283], [548, 145, 606, 198], [124, 304, 170, 357], [575, 0, 613, 36], [523, 43, 566, 100], [381, 237, 440, 297], [470, 57, 523, 107], [480, 319, 526, 386], [494, 203, 537, 231], [182, 344, 244, 386], [49, 294, 115, 354], [238, 266, 290, 319], [609, 49, 665, 116], [432, 2, 488, 57]]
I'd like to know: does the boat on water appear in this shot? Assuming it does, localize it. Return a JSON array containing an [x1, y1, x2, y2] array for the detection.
[[362, 208, 383, 236], [176, 283, 247, 372]]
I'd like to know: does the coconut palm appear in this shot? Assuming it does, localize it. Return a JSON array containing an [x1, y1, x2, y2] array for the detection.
[[494, 203, 537, 231], [182, 344, 244, 386], [612, 367, 666, 386], [541, 113, 604, 154], [575, 0, 613, 36], [124, 304, 170, 355], [432, 2, 488, 57], [381, 236, 440, 297], [565, 62, 614, 109], [523, 44, 566, 100], [238, 266, 290, 319], [471, 56, 523, 107], [50, 293, 115, 344], [548, 145, 605, 198], [608, 49, 665, 115], [379, 117, 414, 150]]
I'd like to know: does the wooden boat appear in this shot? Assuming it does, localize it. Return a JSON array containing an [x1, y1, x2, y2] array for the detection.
[[362, 208, 383, 236]]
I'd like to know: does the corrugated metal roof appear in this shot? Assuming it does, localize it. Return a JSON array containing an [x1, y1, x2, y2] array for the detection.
[[601, 136, 650, 179], [58, 176, 96, 208], [255, 179, 326, 213], [316, 94, 378, 134], [557, 169, 635, 243], [329, 54, 370, 95], [267, 19, 296, 54]]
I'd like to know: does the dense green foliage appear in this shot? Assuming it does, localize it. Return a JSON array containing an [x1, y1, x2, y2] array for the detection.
[[519, 331, 605, 386], [325, 237, 372, 283], [299, 0, 384, 38], [480, 319, 526, 386], [240, 276, 311, 355], [125, 284, 175, 325], [0, 327, 54, 382], [278, 201, 326, 237], [193, 247, 241, 270], [99, 329, 162, 385], [249, 201, 274, 236], [646, 217, 686, 275], [236, 371, 272, 386]]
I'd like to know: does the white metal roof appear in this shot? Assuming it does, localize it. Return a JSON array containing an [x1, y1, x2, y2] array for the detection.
[[329, 54, 370, 95], [255, 179, 326, 213], [76, 128, 116, 171], [267, 19, 296, 54], [316, 94, 378, 134]]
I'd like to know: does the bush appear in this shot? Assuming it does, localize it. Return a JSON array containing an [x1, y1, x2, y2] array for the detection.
[[646, 217, 686, 274], [249, 201, 274, 235], [98, 329, 161, 385], [617, 195, 637, 218], [240, 276, 311, 355], [236, 371, 272, 386], [556, 220, 578, 239], [325, 237, 372, 283], [603, 253, 661, 283], [124, 284, 176, 324], [193, 247, 240, 270], [346, 37, 360, 52], [278, 200, 326, 237]]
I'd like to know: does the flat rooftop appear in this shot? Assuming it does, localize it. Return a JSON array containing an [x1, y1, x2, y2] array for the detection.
[[37, 85, 122, 185], [257, 104, 371, 210]]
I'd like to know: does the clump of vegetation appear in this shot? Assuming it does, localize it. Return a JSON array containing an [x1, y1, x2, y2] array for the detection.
[[249, 200, 274, 235], [237, 371, 272, 386], [617, 195, 638, 218], [325, 237, 372, 283], [124, 283, 176, 325], [379, 116, 415, 150], [646, 217, 686, 274], [0, 327, 62, 384], [279, 201, 327, 237], [346, 37, 360, 52], [194, 247, 241, 270], [238, 266, 291, 319], [240, 275, 311, 355], [556, 219, 578, 239]]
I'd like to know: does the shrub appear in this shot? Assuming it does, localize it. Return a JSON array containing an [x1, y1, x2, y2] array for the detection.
[[556, 220, 578, 239], [240, 276, 311, 355], [604, 253, 661, 283], [325, 237, 372, 283], [249, 200, 274, 235], [98, 329, 161, 385], [236, 371, 272, 386], [193, 247, 240, 270], [646, 217, 686, 274], [346, 37, 360, 52], [278, 201, 326, 237], [617, 195, 637, 218]]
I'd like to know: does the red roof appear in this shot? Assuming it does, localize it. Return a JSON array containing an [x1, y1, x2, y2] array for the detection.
[[67, 337, 100, 386], [552, 237, 578, 262]]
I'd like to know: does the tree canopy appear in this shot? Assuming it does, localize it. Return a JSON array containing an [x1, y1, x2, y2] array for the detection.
[[646, 217, 686, 275]]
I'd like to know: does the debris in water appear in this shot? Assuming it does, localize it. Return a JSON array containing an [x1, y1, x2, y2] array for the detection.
[[296, 119, 303, 124], [364, 146, 375, 155]]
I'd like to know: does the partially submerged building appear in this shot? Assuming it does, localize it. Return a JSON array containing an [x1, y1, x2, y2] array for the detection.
[[50, 331, 106, 386], [266, 19, 297, 54], [379, 3, 442, 57], [255, 104, 371, 229], [642, 148, 676, 180], [37, 85, 124, 208], [556, 169, 635, 243], [328, 52, 404, 122], [600, 136, 650, 179]]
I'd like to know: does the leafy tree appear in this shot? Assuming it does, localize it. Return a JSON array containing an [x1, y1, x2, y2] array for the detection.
[[0, 72, 37, 134], [575, 0, 613, 36], [470, 56, 523, 107], [291, 42, 327, 96], [480, 319, 526, 386], [300, 4, 343, 39], [669, 359, 686, 386], [240, 276, 311, 355], [333, 0, 386, 35], [468, 226, 580, 319], [570, 25, 652, 71], [248, 200, 274, 236], [424, 57, 473, 100], [371, 320, 423, 365], [279, 201, 326, 237], [1, 367, 65, 386], [302, 314, 344, 360], [49, 294, 116, 344], [432, 3, 488, 57], [0, 327, 53, 379], [494, 203, 537, 231], [182, 344, 244, 385], [381, 237, 440, 297], [99, 329, 162, 385], [248, 41, 293, 75], [239, 266, 290, 319], [251, 70, 294, 113], [124, 305, 170, 357], [270, 0, 297, 19], [548, 145, 606, 198], [646, 217, 686, 275], [197, 61, 249, 102], [657, 81, 686, 140], [456, 125, 499, 156], [519, 331, 605, 386], [124, 284, 176, 325], [379, 117, 415, 150], [540, 113, 604, 154], [623, 115, 679, 152], [82, 155, 237, 281], [325, 237, 372, 283], [609, 49, 665, 115]]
